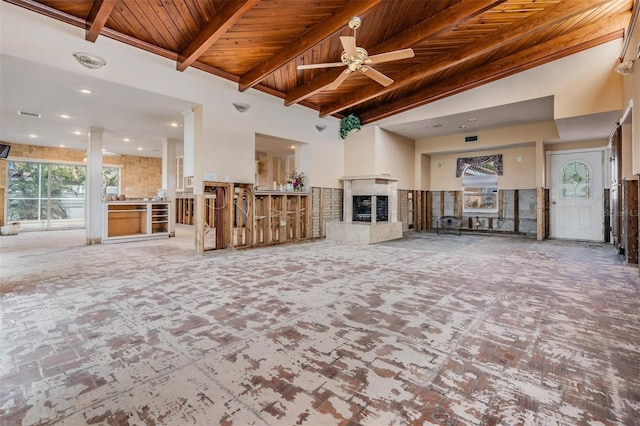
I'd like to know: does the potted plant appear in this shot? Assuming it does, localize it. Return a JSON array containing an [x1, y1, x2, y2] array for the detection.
[[339, 114, 361, 139]]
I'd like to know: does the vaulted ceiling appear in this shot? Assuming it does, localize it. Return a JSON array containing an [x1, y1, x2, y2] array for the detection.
[[5, 0, 634, 125]]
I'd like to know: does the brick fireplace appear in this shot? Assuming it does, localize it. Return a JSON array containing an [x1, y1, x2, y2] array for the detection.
[[326, 175, 403, 244]]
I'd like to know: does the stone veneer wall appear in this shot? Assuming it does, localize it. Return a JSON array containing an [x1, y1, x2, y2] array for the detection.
[[0, 142, 162, 227], [398, 190, 410, 232], [310, 187, 343, 238]]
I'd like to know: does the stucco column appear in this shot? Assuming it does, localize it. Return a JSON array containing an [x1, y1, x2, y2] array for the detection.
[[162, 138, 178, 237], [183, 106, 204, 255], [389, 180, 398, 223], [85, 127, 103, 245]]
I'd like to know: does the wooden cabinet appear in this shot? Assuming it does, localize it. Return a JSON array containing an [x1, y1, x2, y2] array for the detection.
[[103, 201, 170, 243], [151, 203, 169, 234]]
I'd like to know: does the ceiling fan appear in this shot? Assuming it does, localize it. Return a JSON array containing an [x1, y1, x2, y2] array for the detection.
[[297, 16, 415, 90]]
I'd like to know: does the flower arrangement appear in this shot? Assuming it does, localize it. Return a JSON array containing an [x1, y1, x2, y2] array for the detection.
[[286, 170, 305, 191]]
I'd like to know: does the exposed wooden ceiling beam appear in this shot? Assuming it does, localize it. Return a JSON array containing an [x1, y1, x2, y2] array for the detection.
[[177, 0, 259, 72], [359, 12, 630, 124], [284, 0, 508, 106], [85, 0, 116, 42], [4, 0, 85, 27], [238, 0, 383, 92], [4, 0, 179, 60], [319, 0, 614, 117]]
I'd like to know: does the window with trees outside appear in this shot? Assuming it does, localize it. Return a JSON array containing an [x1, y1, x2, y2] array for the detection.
[[6, 160, 120, 231], [462, 165, 499, 214]]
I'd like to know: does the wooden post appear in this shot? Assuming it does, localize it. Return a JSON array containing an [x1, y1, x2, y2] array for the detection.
[[514, 189, 519, 234], [623, 179, 638, 264], [304, 194, 311, 238], [454, 191, 463, 218], [195, 193, 205, 255], [536, 187, 545, 241], [266, 194, 273, 243]]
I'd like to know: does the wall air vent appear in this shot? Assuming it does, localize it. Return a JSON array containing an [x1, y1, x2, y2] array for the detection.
[[464, 135, 478, 143], [18, 110, 42, 118]]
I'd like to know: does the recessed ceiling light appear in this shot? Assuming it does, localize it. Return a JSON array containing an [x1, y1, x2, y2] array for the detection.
[[73, 130, 83, 135], [169, 122, 180, 127], [137, 147, 143, 151], [101, 148, 106, 152], [123, 137, 130, 142], [467, 118, 478, 122], [79, 88, 93, 94], [458, 124, 467, 129], [59, 114, 71, 119], [29, 134, 37, 138], [290, 145, 296, 149], [59, 144, 65, 148]]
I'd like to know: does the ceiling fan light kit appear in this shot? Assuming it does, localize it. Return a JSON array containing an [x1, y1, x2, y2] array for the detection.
[[297, 16, 414, 91]]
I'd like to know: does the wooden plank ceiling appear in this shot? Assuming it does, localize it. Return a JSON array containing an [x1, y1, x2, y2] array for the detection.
[[7, 0, 633, 124]]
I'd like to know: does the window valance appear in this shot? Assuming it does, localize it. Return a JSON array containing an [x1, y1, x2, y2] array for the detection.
[[456, 154, 503, 177]]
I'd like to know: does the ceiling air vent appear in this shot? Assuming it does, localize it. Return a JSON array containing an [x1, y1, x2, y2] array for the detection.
[[18, 110, 42, 118], [464, 135, 478, 143]]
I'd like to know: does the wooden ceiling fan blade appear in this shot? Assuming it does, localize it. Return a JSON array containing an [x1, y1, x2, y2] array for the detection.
[[361, 66, 393, 87], [340, 36, 358, 58], [326, 69, 352, 90], [297, 62, 344, 70], [365, 48, 415, 64]]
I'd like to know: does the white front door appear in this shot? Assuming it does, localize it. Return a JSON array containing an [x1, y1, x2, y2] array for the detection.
[[549, 149, 604, 241]]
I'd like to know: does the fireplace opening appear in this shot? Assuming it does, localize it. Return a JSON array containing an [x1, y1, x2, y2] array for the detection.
[[352, 195, 389, 222], [353, 196, 371, 222], [376, 196, 388, 222]]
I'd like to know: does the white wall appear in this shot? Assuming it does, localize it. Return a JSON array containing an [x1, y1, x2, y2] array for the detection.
[[0, 2, 344, 193], [622, 17, 640, 176], [374, 40, 624, 129], [343, 126, 376, 176], [375, 128, 414, 189]]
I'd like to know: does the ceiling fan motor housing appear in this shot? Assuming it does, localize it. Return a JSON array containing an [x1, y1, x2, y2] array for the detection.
[[342, 47, 368, 71]]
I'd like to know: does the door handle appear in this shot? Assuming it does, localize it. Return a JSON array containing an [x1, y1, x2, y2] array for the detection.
[[551, 201, 557, 205]]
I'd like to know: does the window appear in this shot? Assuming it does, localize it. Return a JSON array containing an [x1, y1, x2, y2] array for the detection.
[[462, 165, 498, 213], [103, 166, 121, 198], [6, 160, 120, 230]]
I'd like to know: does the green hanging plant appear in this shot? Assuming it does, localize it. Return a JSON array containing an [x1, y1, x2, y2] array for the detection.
[[339, 114, 361, 139]]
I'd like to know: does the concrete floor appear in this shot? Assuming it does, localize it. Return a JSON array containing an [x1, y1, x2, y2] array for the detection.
[[1, 227, 639, 425]]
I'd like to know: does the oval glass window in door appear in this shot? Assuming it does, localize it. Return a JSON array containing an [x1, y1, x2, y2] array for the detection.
[[561, 160, 590, 199]]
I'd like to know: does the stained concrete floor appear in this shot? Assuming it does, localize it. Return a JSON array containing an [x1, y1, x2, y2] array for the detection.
[[1, 227, 640, 425]]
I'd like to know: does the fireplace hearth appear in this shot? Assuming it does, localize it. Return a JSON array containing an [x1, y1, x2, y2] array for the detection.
[[326, 175, 403, 244]]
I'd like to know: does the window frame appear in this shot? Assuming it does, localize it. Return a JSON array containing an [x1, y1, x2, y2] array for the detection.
[[462, 167, 499, 214]]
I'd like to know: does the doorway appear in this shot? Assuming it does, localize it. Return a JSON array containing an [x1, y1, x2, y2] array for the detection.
[[548, 148, 605, 241]]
